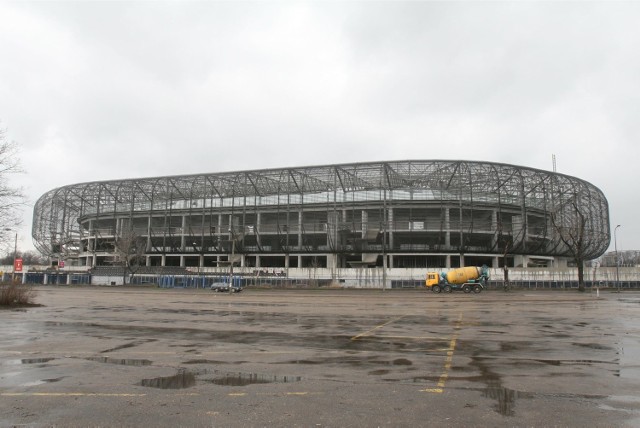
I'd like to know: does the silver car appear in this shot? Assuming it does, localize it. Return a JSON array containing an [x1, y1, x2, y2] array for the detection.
[[210, 282, 243, 292]]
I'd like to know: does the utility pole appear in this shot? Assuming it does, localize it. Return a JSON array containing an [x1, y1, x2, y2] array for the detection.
[[615, 224, 621, 293], [12, 232, 17, 283], [382, 189, 387, 291]]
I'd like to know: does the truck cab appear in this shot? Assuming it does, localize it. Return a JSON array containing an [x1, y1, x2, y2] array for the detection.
[[425, 272, 440, 288]]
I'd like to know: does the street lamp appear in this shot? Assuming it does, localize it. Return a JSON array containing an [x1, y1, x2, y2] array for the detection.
[[3, 229, 17, 283], [228, 232, 236, 294], [614, 224, 621, 293], [12, 232, 17, 283]]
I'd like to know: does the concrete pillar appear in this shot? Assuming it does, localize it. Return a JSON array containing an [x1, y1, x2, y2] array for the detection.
[[361, 210, 367, 238], [298, 209, 303, 253], [326, 254, 336, 271], [491, 210, 499, 248], [515, 255, 528, 268], [181, 215, 187, 251], [146, 216, 152, 257], [444, 208, 451, 248], [387, 207, 394, 250], [555, 257, 568, 268], [256, 212, 262, 250]]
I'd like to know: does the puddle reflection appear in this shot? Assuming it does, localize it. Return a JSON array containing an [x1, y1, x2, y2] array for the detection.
[[484, 386, 518, 416], [140, 371, 196, 389], [87, 357, 152, 366], [211, 372, 301, 386]]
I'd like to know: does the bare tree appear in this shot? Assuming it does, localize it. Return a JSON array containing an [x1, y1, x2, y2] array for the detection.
[[0, 250, 47, 266], [0, 125, 27, 252], [551, 193, 588, 292], [497, 233, 513, 291], [495, 214, 527, 291], [113, 228, 147, 284]]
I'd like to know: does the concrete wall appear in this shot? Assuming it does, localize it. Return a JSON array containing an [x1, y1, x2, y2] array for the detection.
[[4, 265, 639, 289]]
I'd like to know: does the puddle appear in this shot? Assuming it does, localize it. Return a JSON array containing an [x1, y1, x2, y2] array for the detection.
[[140, 370, 196, 389], [471, 356, 518, 416], [211, 372, 301, 386], [277, 356, 414, 368], [183, 359, 246, 365], [21, 377, 66, 387], [5, 358, 55, 366], [42, 376, 65, 383], [573, 342, 614, 351], [87, 357, 152, 366], [484, 385, 518, 416], [618, 327, 640, 380], [21, 358, 55, 364], [101, 339, 157, 353]]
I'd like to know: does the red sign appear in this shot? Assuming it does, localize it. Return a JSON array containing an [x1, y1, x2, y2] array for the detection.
[[59, 260, 65, 268], [14, 258, 23, 272]]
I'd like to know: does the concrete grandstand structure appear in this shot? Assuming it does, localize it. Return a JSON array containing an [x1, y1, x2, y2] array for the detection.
[[32, 160, 610, 272]]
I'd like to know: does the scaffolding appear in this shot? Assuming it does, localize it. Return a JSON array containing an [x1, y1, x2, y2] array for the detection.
[[32, 160, 610, 269]]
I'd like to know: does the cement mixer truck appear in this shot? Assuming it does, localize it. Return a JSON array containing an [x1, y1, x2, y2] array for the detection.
[[425, 266, 490, 294]]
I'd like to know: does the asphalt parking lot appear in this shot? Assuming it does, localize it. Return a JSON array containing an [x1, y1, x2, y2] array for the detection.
[[1, 286, 639, 427]]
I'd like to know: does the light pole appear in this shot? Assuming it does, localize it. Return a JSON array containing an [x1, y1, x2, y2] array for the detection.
[[3, 228, 16, 283], [614, 224, 621, 293], [228, 232, 236, 294], [12, 232, 17, 283]]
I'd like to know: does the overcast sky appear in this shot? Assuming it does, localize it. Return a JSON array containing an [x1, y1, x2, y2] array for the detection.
[[0, 1, 638, 255]]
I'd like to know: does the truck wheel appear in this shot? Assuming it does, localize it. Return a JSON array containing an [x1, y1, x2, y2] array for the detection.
[[443, 285, 452, 293], [473, 285, 482, 293], [462, 285, 472, 293], [432, 285, 441, 293]]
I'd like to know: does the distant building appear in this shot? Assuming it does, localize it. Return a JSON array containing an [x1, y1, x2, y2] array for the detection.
[[32, 160, 610, 270], [600, 250, 640, 267]]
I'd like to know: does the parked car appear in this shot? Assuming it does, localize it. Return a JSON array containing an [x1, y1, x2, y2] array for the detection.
[[210, 282, 243, 293]]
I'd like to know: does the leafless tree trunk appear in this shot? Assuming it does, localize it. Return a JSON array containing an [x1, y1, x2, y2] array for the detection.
[[114, 228, 146, 285], [502, 244, 511, 290], [551, 194, 588, 292], [0, 126, 26, 253]]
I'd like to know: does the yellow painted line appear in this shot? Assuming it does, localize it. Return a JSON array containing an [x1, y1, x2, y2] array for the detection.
[[423, 313, 463, 393], [358, 335, 451, 341], [228, 392, 247, 396], [351, 315, 407, 341], [1, 393, 146, 397], [255, 391, 321, 397]]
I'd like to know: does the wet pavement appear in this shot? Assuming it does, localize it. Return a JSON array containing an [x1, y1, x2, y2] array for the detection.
[[1, 286, 639, 427]]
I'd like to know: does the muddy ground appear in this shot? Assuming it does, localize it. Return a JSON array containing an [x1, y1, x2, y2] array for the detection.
[[1, 286, 639, 427]]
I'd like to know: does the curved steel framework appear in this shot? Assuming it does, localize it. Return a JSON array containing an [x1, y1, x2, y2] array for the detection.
[[32, 160, 610, 269]]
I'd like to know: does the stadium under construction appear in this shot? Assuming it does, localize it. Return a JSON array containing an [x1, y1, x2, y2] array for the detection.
[[32, 160, 610, 275]]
